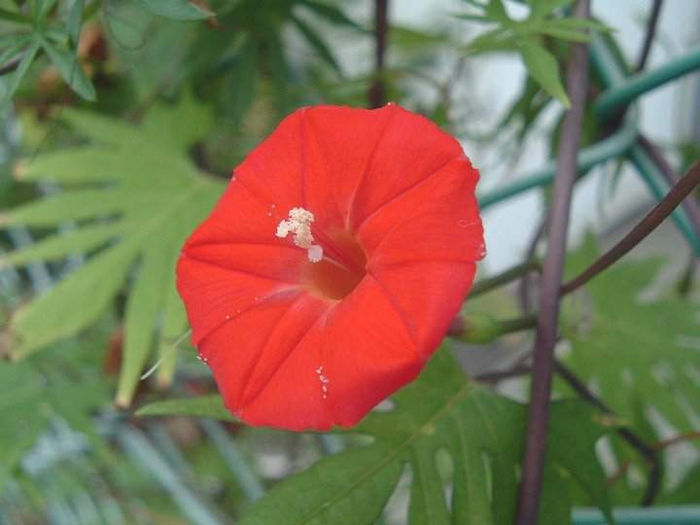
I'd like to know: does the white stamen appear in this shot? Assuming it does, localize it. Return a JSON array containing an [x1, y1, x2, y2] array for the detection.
[[307, 244, 323, 263], [276, 207, 323, 263]]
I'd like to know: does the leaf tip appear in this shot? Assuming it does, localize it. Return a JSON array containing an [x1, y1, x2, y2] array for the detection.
[[114, 394, 132, 409], [12, 160, 28, 180]]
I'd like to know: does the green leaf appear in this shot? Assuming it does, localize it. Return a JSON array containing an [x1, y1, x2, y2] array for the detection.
[[222, 43, 256, 124], [137, 395, 236, 421], [484, 0, 509, 22], [561, 238, 700, 502], [237, 348, 612, 524], [298, 0, 364, 31], [529, 0, 574, 19], [33, 0, 58, 24], [290, 13, 342, 75], [1, 42, 40, 108], [563, 239, 699, 435], [0, 6, 31, 24], [0, 222, 125, 267], [155, 263, 189, 388], [0, 341, 110, 488], [519, 41, 570, 107], [2, 93, 225, 406], [116, 242, 170, 406], [40, 37, 96, 101], [67, 0, 85, 45], [139, 0, 213, 21], [10, 240, 141, 356], [464, 27, 520, 54], [525, 19, 607, 43], [0, 189, 127, 226]]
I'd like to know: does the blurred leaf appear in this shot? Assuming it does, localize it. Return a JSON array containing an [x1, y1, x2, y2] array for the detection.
[[1, 41, 39, 108], [0, 6, 31, 24], [0, 349, 109, 489], [563, 238, 699, 436], [290, 13, 342, 75], [1, 92, 225, 406], [137, 395, 236, 421], [218, 41, 257, 125], [33, 0, 58, 24], [458, 0, 607, 106], [40, 36, 96, 101], [529, 0, 574, 19], [237, 348, 612, 524], [139, 0, 213, 21], [560, 238, 700, 503], [67, 0, 84, 45], [155, 265, 189, 387], [519, 41, 570, 107], [298, 0, 364, 31], [484, 0, 508, 22], [390, 25, 451, 50], [465, 27, 519, 54]]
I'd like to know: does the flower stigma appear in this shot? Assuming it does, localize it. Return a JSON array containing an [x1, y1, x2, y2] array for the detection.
[[276, 207, 324, 263]]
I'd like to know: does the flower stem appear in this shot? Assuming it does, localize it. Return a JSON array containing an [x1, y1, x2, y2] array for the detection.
[[516, 1, 590, 522], [468, 260, 541, 298], [368, 0, 389, 108], [638, 134, 700, 239], [636, 0, 663, 72], [448, 313, 537, 343]]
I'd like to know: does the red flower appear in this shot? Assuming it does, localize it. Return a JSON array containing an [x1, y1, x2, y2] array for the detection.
[[177, 104, 485, 431]]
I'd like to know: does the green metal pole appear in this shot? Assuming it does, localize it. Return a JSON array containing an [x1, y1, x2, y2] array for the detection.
[[589, 34, 700, 253], [595, 46, 700, 117], [574, 505, 700, 525], [478, 114, 638, 209]]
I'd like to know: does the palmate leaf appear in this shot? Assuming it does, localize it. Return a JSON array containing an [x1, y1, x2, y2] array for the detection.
[[560, 239, 699, 501], [562, 239, 699, 435], [0, 93, 225, 405], [139, 348, 613, 524]]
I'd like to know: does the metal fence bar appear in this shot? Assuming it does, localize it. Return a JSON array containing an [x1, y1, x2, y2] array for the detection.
[[594, 46, 700, 117], [574, 505, 700, 524], [478, 112, 638, 209], [588, 32, 700, 251]]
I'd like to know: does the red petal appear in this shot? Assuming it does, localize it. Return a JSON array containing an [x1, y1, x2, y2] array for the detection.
[[221, 277, 419, 430], [177, 179, 306, 344], [358, 155, 484, 264]]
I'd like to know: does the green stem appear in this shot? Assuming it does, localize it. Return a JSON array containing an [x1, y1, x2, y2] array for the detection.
[[447, 313, 537, 343], [469, 260, 541, 298]]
